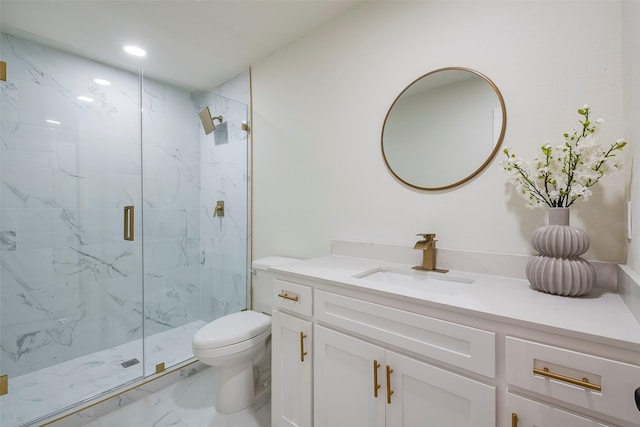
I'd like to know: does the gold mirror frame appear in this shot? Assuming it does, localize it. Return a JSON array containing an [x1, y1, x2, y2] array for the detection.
[[381, 67, 507, 191]]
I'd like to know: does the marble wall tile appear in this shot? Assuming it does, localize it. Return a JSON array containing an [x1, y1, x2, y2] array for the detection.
[[0, 32, 146, 378], [1, 31, 250, 423], [197, 90, 250, 319]]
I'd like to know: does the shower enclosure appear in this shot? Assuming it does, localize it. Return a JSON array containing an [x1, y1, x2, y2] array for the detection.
[[0, 31, 250, 426]]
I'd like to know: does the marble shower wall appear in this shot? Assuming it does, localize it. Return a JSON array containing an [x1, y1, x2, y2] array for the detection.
[[141, 79, 202, 340], [0, 32, 250, 379], [141, 79, 250, 337], [194, 91, 249, 323]]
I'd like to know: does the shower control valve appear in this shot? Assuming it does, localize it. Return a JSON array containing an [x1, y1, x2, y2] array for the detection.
[[213, 201, 225, 217]]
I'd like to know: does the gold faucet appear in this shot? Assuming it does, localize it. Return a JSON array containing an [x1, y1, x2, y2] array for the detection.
[[413, 233, 448, 273]]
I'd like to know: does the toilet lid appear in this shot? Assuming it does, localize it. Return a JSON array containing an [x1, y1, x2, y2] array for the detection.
[[193, 311, 271, 350]]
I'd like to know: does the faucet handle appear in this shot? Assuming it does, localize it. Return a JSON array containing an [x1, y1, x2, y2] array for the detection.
[[416, 233, 436, 241]]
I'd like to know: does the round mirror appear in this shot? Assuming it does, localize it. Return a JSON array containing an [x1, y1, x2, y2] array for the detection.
[[381, 67, 506, 190]]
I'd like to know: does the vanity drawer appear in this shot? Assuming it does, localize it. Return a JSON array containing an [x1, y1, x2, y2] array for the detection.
[[505, 336, 640, 424], [506, 392, 612, 426], [314, 290, 495, 377], [272, 279, 312, 317]]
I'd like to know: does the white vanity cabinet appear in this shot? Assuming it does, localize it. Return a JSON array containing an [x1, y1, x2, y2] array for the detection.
[[313, 289, 496, 427], [269, 256, 640, 427], [271, 280, 313, 427], [314, 325, 495, 427]]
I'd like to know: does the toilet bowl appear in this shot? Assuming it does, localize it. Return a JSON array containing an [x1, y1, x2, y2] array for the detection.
[[192, 256, 301, 415], [193, 310, 271, 414]]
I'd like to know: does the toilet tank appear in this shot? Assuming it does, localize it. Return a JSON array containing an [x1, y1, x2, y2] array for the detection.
[[252, 256, 301, 315]]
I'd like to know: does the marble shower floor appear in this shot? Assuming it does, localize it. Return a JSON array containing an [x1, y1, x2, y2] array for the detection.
[[0, 321, 206, 427]]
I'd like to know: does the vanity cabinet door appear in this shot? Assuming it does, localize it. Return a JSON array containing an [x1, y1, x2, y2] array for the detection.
[[314, 324, 496, 427], [385, 350, 495, 427], [507, 392, 612, 426], [314, 325, 386, 427], [271, 310, 312, 427]]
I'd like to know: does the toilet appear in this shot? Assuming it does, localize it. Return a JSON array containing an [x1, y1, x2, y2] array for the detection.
[[192, 256, 300, 414]]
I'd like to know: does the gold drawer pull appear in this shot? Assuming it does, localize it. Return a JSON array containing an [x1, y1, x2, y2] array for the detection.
[[511, 412, 518, 427], [386, 365, 394, 404], [373, 360, 381, 397], [277, 292, 299, 302], [300, 332, 308, 362], [533, 367, 601, 392]]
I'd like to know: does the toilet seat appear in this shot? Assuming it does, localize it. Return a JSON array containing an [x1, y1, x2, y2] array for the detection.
[[193, 310, 271, 350]]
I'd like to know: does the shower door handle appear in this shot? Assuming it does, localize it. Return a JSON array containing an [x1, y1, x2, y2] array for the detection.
[[124, 206, 134, 241]]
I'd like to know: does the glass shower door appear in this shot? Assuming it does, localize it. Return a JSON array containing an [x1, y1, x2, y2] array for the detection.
[[0, 32, 144, 426]]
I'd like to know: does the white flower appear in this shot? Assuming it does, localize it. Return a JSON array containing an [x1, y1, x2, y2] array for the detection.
[[501, 106, 626, 208]]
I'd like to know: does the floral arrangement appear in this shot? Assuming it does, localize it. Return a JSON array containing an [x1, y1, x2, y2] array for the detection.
[[501, 105, 626, 208]]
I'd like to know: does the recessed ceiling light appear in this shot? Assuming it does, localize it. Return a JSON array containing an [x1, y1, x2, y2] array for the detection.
[[93, 78, 111, 86], [123, 45, 147, 57], [77, 96, 94, 102], [46, 119, 61, 125]]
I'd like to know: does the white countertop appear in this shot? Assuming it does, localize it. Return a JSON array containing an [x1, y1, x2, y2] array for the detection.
[[271, 255, 640, 350]]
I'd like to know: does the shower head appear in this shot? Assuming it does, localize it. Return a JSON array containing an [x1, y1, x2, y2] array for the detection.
[[199, 106, 223, 135]]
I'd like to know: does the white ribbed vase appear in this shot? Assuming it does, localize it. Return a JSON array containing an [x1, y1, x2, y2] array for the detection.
[[525, 208, 595, 297]]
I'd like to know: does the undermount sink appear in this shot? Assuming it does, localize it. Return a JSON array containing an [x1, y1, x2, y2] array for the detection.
[[353, 267, 474, 287]]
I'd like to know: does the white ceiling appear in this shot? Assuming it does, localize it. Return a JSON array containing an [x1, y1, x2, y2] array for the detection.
[[0, 0, 364, 90]]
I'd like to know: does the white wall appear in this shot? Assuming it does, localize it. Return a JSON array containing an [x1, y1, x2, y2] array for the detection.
[[623, 1, 640, 272], [252, 1, 628, 263]]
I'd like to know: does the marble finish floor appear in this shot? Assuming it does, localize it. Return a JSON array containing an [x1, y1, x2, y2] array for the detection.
[[1, 321, 206, 427], [77, 367, 271, 427]]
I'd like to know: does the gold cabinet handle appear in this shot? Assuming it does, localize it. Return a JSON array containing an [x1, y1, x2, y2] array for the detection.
[[300, 332, 308, 362], [124, 206, 134, 241], [277, 292, 299, 302], [533, 367, 601, 392], [373, 360, 381, 397], [511, 413, 518, 427], [386, 365, 394, 404]]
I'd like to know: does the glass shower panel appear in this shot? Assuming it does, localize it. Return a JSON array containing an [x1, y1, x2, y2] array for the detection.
[[0, 32, 144, 426], [141, 77, 205, 374], [197, 94, 250, 322], [141, 84, 250, 374]]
